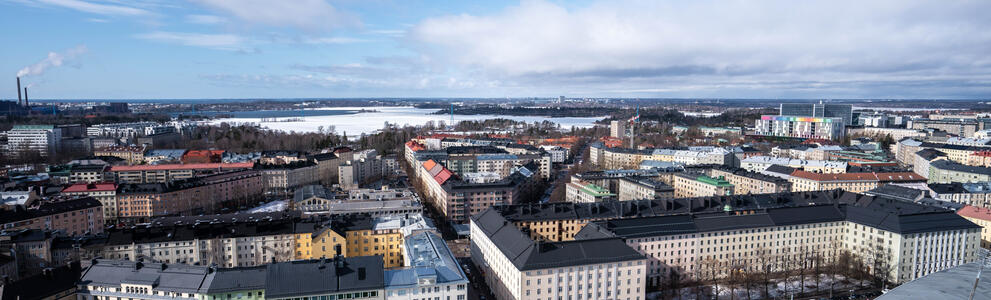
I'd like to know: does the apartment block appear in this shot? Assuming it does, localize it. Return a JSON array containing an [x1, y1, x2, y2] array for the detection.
[[61, 183, 118, 224], [115, 170, 264, 219], [617, 176, 675, 201], [93, 145, 145, 165], [707, 166, 792, 194], [789, 170, 926, 193], [108, 162, 254, 184], [566, 181, 617, 203], [672, 173, 734, 198], [0, 196, 103, 235], [4, 124, 61, 157]]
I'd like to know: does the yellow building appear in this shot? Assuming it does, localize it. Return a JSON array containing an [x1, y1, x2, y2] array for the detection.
[[292, 214, 430, 268], [958, 205, 991, 249]]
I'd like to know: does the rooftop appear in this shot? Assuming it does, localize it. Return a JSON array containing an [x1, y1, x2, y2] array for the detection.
[[109, 162, 253, 172], [264, 256, 385, 298], [876, 261, 991, 300]]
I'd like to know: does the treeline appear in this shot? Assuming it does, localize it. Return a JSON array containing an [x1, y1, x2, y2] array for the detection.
[[605, 107, 776, 128], [436, 105, 621, 117], [0, 113, 171, 131]]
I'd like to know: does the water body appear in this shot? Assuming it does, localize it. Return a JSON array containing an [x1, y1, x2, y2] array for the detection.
[[173, 109, 363, 118], [208, 106, 605, 135]]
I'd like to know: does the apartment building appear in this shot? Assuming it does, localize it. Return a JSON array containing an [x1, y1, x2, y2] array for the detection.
[[69, 164, 108, 183], [294, 213, 434, 268], [387, 231, 468, 300], [907, 118, 980, 137], [753, 115, 845, 140], [471, 208, 647, 300], [93, 145, 145, 165], [740, 156, 847, 173], [929, 182, 991, 209], [893, 139, 991, 166], [927, 160, 991, 183], [108, 162, 254, 183], [588, 143, 734, 169], [540, 145, 569, 163], [414, 158, 537, 223], [339, 151, 398, 190], [672, 173, 734, 198], [310, 148, 353, 186], [101, 212, 300, 267], [957, 206, 991, 250], [789, 170, 926, 193], [0, 196, 104, 235], [61, 183, 118, 224], [257, 161, 320, 196], [566, 181, 617, 203], [292, 185, 423, 217], [115, 170, 264, 220], [4, 124, 61, 157], [143, 149, 187, 164], [578, 196, 982, 285], [707, 167, 792, 194], [617, 176, 674, 201]]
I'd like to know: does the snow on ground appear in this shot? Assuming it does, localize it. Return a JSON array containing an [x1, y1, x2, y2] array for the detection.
[[648, 275, 868, 300], [209, 106, 604, 135], [247, 200, 287, 213]]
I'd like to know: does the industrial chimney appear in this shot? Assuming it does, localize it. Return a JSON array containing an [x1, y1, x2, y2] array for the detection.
[[16, 77, 22, 106], [23, 87, 28, 108]]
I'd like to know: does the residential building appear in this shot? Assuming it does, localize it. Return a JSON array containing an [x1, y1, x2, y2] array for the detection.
[[672, 173, 734, 198], [956, 205, 991, 249], [788, 170, 926, 193], [566, 181, 617, 203], [610, 120, 626, 138], [753, 116, 845, 140], [929, 182, 991, 209], [740, 156, 847, 173], [928, 160, 991, 183], [617, 177, 674, 201], [143, 149, 187, 164], [339, 151, 398, 190], [0, 197, 104, 235], [471, 208, 648, 300], [115, 170, 264, 220], [93, 145, 145, 165], [108, 162, 254, 184], [577, 194, 982, 286], [69, 164, 108, 183], [539, 145, 569, 163], [779, 102, 853, 125], [907, 118, 979, 137], [707, 167, 792, 194], [291, 185, 423, 217], [4, 124, 61, 157], [263, 256, 385, 300], [61, 183, 118, 224], [257, 161, 320, 196], [386, 231, 468, 300]]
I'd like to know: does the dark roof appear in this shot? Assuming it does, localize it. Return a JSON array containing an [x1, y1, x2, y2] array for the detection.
[[864, 185, 926, 202], [763, 165, 797, 175], [930, 160, 991, 175], [710, 166, 790, 184], [914, 149, 947, 161], [264, 256, 385, 298], [0, 197, 102, 225], [472, 208, 645, 271], [205, 266, 267, 293], [0, 263, 81, 300], [579, 205, 845, 239], [308, 152, 339, 161], [105, 213, 305, 246], [928, 182, 966, 194], [445, 146, 507, 155], [619, 176, 674, 192]]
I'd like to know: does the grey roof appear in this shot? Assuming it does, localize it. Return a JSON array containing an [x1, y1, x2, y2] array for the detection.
[[80, 259, 211, 294], [471, 208, 645, 271], [914, 148, 947, 161], [930, 160, 991, 175], [203, 266, 267, 293], [864, 184, 926, 202], [929, 182, 966, 194], [294, 184, 333, 203], [877, 261, 991, 300], [264, 256, 385, 298], [385, 231, 466, 289]]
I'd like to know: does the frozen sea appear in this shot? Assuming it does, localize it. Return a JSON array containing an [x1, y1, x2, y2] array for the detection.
[[208, 106, 605, 135]]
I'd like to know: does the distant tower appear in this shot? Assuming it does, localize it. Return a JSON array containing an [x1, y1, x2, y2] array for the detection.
[[450, 104, 454, 129]]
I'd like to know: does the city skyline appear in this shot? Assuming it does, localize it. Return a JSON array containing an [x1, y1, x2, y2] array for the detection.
[[2, 0, 991, 100]]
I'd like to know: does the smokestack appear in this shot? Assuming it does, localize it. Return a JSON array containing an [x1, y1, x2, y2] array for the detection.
[[16, 77, 22, 105], [23, 87, 28, 108]]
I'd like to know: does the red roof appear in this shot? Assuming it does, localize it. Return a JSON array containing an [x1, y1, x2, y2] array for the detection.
[[184, 150, 225, 157], [62, 183, 116, 193], [790, 170, 924, 182], [109, 162, 254, 172], [433, 169, 452, 185], [958, 205, 991, 221], [422, 160, 437, 171], [405, 141, 425, 152], [973, 151, 991, 158]]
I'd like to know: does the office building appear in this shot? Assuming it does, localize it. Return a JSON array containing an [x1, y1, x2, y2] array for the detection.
[[754, 115, 846, 140], [779, 102, 853, 125], [4, 124, 61, 157]]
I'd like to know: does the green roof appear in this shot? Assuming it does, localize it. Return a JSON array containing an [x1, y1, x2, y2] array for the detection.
[[576, 183, 615, 197], [697, 175, 733, 187]]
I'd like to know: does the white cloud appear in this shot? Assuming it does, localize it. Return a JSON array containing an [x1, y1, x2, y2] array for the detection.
[[17, 45, 88, 77], [135, 31, 249, 51], [303, 37, 369, 44], [185, 14, 226, 25], [190, 0, 358, 31], [36, 0, 150, 16], [408, 0, 991, 97]]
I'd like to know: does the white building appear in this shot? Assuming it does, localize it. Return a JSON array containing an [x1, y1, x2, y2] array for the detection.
[[540, 145, 569, 163], [4, 124, 61, 157], [754, 115, 845, 140], [610, 120, 626, 138]]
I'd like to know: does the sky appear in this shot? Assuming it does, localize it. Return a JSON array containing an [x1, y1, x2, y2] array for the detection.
[[1, 0, 990, 100]]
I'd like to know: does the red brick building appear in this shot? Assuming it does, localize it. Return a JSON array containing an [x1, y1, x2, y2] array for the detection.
[[0, 197, 104, 235]]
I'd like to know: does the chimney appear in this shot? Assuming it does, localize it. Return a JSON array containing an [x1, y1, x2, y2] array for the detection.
[[23, 87, 28, 108], [16, 77, 21, 106]]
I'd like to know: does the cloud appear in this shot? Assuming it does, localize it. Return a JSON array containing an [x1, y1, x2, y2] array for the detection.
[[35, 0, 150, 16], [185, 14, 226, 25], [190, 0, 359, 31], [17, 45, 88, 77], [407, 0, 991, 97], [302, 37, 369, 44], [135, 31, 249, 51]]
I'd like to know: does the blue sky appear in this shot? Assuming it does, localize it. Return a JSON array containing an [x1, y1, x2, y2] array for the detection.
[[2, 0, 990, 100]]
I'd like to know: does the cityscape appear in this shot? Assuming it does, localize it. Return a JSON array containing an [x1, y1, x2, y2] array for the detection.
[[1, 1, 990, 300]]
